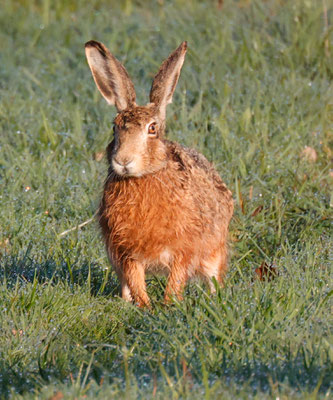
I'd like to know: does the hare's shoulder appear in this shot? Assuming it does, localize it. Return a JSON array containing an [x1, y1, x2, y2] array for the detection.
[[165, 140, 231, 197]]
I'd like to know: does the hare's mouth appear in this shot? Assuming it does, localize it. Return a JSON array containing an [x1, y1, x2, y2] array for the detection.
[[112, 158, 143, 178]]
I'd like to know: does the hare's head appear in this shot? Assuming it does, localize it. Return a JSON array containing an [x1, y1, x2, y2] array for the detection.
[[85, 40, 187, 177]]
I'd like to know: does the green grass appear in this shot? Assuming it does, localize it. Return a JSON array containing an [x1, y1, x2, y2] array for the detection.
[[0, 0, 332, 398]]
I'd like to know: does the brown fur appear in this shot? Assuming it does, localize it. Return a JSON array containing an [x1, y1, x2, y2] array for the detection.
[[85, 40, 234, 307], [99, 141, 233, 306]]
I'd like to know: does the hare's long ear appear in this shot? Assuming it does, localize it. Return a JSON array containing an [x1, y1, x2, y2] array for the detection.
[[85, 40, 136, 112], [149, 41, 187, 120]]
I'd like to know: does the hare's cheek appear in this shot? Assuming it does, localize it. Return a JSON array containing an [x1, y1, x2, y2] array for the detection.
[[129, 158, 146, 177]]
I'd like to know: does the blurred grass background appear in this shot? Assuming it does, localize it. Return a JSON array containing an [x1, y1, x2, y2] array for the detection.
[[0, 0, 332, 398]]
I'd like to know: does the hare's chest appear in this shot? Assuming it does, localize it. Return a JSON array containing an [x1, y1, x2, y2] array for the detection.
[[106, 191, 174, 237], [101, 178, 189, 253]]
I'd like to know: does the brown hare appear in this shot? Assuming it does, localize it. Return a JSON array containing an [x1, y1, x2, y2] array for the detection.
[[85, 40, 233, 307]]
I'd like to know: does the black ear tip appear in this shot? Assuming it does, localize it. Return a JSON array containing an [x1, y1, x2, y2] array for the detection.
[[85, 40, 108, 58], [85, 40, 98, 48], [85, 40, 106, 53]]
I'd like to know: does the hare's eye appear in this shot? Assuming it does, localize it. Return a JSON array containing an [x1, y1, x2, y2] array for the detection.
[[148, 122, 157, 136]]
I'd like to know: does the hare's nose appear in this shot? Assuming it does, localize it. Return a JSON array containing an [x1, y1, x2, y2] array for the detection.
[[113, 156, 133, 167]]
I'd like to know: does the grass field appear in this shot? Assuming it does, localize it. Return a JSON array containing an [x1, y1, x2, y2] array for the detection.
[[0, 0, 332, 398]]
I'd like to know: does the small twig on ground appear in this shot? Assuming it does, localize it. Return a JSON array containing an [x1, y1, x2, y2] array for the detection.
[[58, 211, 98, 237]]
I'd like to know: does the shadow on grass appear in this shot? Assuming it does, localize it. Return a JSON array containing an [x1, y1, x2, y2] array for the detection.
[[0, 249, 119, 297]]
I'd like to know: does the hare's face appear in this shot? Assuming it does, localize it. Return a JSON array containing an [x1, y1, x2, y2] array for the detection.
[[85, 40, 187, 177], [110, 105, 167, 177]]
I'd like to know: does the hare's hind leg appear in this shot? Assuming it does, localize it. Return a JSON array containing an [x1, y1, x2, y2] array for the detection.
[[202, 245, 228, 293], [219, 242, 229, 282], [164, 256, 188, 303], [122, 259, 150, 307]]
